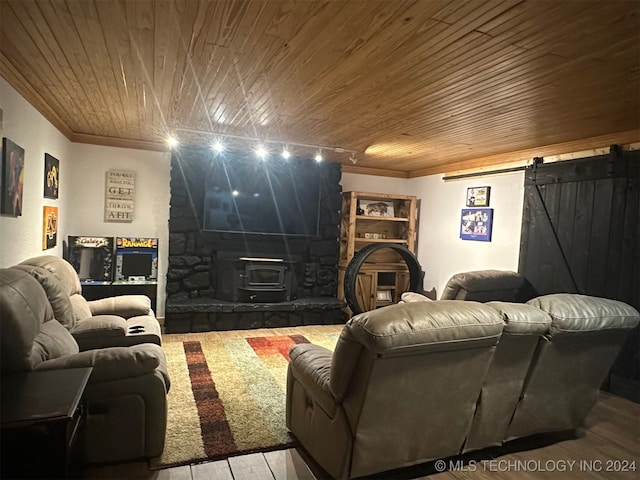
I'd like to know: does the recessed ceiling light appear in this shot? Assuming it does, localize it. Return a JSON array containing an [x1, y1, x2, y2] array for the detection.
[[255, 145, 268, 159], [212, 141, 224, 153]]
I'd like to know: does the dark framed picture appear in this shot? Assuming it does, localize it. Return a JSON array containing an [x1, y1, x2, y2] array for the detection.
[[460, 208, 493, 242], [1, 137, 25, 216], [44, 153, 59, 199], [466, 186, 491, 207]]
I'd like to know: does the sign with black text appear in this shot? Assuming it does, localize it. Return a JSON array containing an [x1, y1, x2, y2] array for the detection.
[[104, 169, 135, 222]]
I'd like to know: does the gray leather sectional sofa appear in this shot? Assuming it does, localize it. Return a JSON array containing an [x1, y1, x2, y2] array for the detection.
[[286, 293, 639, 479]]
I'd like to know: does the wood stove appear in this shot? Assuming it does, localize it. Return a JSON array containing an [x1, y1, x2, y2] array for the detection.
[[215, 257, 297, 302]]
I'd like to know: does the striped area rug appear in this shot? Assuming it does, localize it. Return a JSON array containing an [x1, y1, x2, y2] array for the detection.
[[151, 326, 342, 468]]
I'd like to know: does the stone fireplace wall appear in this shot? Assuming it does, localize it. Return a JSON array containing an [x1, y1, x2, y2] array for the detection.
[[167, 147, 343, 304]]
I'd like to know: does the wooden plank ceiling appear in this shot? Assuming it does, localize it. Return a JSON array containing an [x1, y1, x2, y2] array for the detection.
[[1, 0, 638, 177]]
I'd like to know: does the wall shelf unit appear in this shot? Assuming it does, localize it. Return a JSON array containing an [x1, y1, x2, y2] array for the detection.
[[338, 191, 418, 313]]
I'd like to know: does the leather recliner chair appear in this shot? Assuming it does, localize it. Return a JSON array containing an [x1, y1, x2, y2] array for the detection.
[[0, 268, 170, 463], [13, 255, 161, 350], [506, 293, 639, 439], [286, 300, 504, 479], [440, 269, 538, 303], [463, 301, 552, 451]]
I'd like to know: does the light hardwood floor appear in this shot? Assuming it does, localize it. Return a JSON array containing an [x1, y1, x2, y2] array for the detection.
[[86, 391, 639, 480]]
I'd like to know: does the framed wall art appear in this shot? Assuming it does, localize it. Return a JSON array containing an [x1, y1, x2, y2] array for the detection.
[[1, 137, 25, 216], [43, 206, 59, 250], [104, 169, 135, 222], [376, 290, 392, 302], [466, 186, 491, 207], [460, 208, 493, 242], [44, 153, 60, 199]]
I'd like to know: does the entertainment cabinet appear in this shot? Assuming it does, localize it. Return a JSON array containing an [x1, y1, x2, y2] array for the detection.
[[338, 191, 418, 313]]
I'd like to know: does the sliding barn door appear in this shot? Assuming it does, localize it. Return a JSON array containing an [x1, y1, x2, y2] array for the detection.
[[518, 147, 639, 400]]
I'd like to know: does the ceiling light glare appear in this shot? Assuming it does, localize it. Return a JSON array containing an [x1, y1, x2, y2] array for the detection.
[[232, 190, 239, 197], [212, 140, 224, 153], [281, 147, 291, 159], [255, 145, 268, 159], [315, 150, 323, 162], [166, 136, 179, 148]]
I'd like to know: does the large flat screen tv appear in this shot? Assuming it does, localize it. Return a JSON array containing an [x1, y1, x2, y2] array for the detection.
[[202, 156, 321, 236]]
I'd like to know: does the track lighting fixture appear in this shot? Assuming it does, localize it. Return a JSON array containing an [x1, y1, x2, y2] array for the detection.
[[171, 127, 357, 163]]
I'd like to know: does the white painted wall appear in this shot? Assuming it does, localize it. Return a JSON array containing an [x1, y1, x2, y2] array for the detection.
[[341, 170, 526, 299], [408, 172, 525, 297], [67, 143, 171, 316], [1, 79, 171, 316], [0, 78, 71, 265], [341, 172, 409, 195]]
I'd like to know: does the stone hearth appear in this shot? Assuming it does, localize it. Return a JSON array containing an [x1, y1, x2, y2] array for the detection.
[[165, 297, 345, 333]]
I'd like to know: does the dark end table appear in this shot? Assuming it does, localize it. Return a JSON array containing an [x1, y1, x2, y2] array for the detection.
[[1, 367, 92, 479]]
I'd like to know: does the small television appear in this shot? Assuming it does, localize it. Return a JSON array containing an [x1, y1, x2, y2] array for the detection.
[[202, 155, 321, 236], [114, 237, 158, 282], [67, 236, 114, 283], [121, 253, 153, 278]]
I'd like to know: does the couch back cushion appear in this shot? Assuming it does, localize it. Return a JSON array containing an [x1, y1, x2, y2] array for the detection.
[[0, 269, 78, 372], [70, 294, 93, 323], [19, 255, 82, 296], [440, 270, 537, 302], [527, 293, 640, 334], [11, 264, 77, 329], [330, 300, 503, 399]]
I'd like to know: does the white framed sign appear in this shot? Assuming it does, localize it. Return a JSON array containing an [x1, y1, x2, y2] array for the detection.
[[104, 169, 135, 222]]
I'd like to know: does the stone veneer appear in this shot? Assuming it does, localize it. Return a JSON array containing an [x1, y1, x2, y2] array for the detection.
[[165, 147, 346, 332]]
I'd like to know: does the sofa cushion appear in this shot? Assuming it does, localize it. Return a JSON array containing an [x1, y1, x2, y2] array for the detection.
[[344, 300, 503, 354], [0, 269, 78, 371], [70, 293, 93, 322], [440, 270, 536, 302], [399, 291, 433, 303], [487, 301, 552, 334], [32, 320, 80, 364], [11, 264, 76, 329], [527, 294, 640, 334], [89, 295, 151, 318], [19, 255, 82, 296]]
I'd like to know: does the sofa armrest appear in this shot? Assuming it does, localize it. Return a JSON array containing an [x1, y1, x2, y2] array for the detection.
[[88, 295, 152, 318], [35, 344, 167, 386], [71, 315, 127, 351], [289, 344, 337, 417]]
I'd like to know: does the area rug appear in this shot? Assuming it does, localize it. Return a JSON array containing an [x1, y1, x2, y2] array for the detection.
[[151, 326, 342, 468]]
